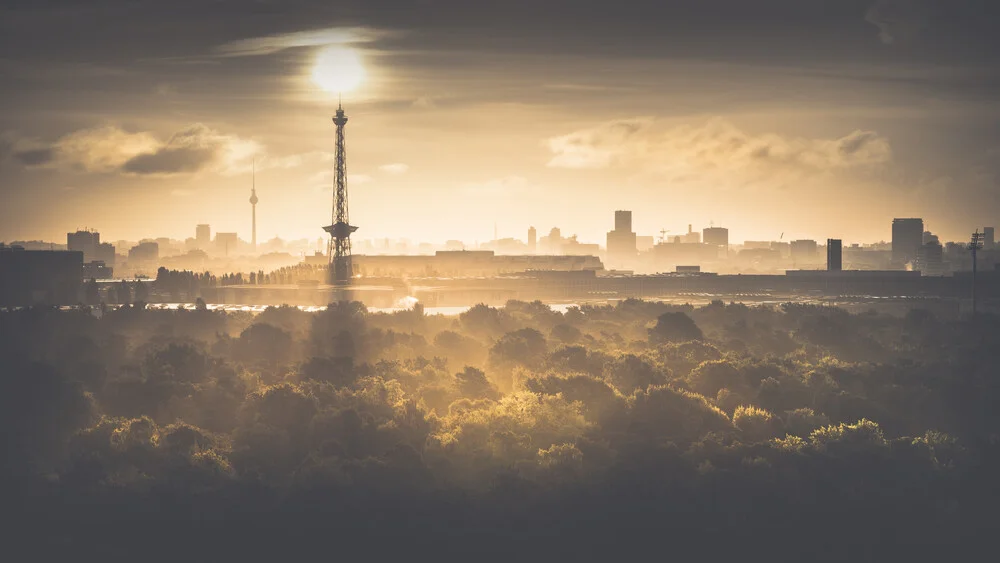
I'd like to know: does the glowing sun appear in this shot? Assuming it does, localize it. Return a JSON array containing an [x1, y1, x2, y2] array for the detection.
[[311, 46, 366, 94]]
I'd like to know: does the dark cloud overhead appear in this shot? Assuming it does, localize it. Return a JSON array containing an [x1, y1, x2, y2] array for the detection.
[[12, 147, 55, 167], [121, 146, 217, 175]]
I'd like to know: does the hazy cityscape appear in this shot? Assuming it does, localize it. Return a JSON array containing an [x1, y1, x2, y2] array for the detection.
[[2, 1, 1000, 561]]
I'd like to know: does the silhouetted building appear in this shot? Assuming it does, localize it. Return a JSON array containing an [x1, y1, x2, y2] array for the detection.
[[539, 228, 563, 255], [653, 241, 718, 270], [916, 241, 944, 276], [676, 265, 701, 273], [83, 261, 113, 280], [95, 242, 115, 267], [771, 241, 791, 258], [561, 236, 600, 256], [528, 226, 537, 253], [636, 236, 655, 252], [985, 227, 995, 249], [0, 247, 83, 305], [196, 224, 211, 247], [892, 218, 924, 266], [615, 210, 631, 232], [128, 241, 159, 272], [703, 227, 729, 248], [352, 251, 603, 278], [606, 210, 637, 268], [67, 230, 100, 262], [681, 225, 701, 244], [216, 232, 238, 257], [827, 239, 842, 271], [790, 240, 819, 264]]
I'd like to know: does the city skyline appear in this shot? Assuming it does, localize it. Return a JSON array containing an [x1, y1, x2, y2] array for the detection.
[[2, 1, 999, 245]]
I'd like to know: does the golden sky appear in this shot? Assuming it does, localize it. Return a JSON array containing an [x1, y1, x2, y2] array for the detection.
[[1, 1, 998, 246]]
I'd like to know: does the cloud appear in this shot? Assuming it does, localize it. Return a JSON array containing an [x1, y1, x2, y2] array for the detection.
[[546, 118, 653, 169], [379, 163, 410, 175], [215, 27, 392, 57], [547, 118, 892, 176], [13, 147, 56, 167], [865, 0, 929, 45], [53, 126, 161, 173], [13, 124, 262, 177]]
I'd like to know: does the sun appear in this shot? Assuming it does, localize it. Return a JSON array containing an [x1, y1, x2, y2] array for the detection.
[[311, 46, 366, 94]]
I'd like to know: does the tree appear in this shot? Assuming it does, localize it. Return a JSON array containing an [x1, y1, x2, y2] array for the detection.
[[550, 323, 582, 345], [236, 323, 294, 366], [648, 312, 703, 344], [134, 281, 149, 304], [489, 328, 548, 369], [454, 366, 499, 400]]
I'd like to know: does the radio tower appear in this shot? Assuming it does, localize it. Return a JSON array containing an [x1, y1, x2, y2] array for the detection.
[[323, 101, 357, 285]]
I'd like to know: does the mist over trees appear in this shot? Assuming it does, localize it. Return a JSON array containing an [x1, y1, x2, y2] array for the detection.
[[2, 298, 999, 561]]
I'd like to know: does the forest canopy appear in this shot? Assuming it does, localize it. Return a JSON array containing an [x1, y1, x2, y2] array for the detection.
[[2, 299, 998, 561]]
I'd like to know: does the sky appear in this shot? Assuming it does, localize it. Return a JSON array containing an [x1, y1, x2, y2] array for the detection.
[[1, 0, 998, 247]]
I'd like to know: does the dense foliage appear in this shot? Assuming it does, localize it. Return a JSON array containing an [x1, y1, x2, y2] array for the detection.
[[3, 299, 999, 561]]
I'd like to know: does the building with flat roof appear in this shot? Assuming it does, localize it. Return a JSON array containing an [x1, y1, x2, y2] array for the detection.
[[606, 210, 637, 269], [892, 218, 924, 266], [196, 224, 211, 247], [703, 227, 729, 248], [916, 241, 944, 276], [827, 239, 842, 271], [67, 230, 100, 262], [790, 240, 819, 264]]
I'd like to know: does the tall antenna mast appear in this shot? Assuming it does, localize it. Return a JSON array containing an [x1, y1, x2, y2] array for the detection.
[[323, 97, 358, 285]]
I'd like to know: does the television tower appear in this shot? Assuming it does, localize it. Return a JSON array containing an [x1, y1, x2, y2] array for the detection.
[[249, 160, 258, 251], [323, 102, 357, 284]]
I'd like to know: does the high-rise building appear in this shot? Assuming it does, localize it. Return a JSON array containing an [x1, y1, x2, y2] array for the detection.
[[790, 240, 818, 264], [703, 227, 729, 248], [615, 210, 632, 232], [892, 218, 924, 266], [984, 226, 995, 249], [826, 239, 842, 271], [196, 224, 211, 246], [606, 210, 637, 267], [528, 226, 537, 254], [67, 230, 100, 262]]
